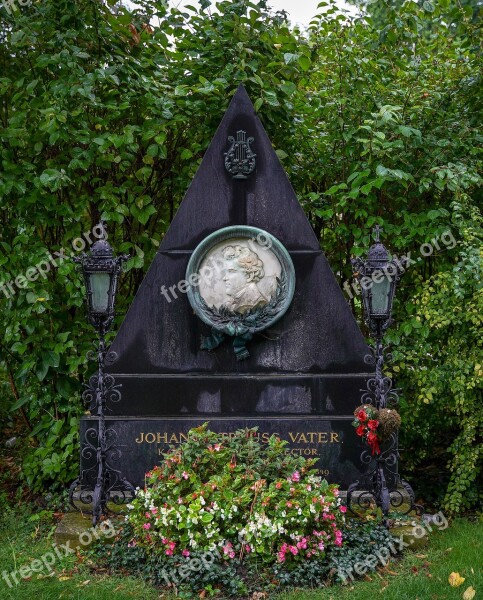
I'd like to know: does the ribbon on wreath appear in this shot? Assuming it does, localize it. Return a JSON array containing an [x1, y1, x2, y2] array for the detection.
[[201, 329, 253, 361]]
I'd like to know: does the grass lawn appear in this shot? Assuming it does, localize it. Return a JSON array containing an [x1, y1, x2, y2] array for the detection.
[[0, 505, 480, 600]]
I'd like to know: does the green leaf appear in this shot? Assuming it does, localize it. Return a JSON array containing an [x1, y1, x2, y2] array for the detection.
[[43, 351, 60, 368], [298, 56, 310, 71], [283, 53, 298, 64], [10, 395, 29, 412], [35, 361, 49, 382], [201, 512, 214, 523]]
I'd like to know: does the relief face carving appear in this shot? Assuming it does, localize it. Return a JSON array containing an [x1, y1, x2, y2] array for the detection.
[[198, 237, 282, 314], [222, 245, 267, 314], [186, 226, 295, 359]]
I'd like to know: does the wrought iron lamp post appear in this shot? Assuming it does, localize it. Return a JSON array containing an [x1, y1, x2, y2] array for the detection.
[[69, 225, 135, 525], [347, 225, 421, 520]]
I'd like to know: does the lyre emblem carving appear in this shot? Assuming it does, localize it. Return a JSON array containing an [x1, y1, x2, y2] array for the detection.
[[224, 130, 256, 180]]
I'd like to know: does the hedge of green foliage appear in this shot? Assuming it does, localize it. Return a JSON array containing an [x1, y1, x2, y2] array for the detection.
[[0, 0, 481, 513]]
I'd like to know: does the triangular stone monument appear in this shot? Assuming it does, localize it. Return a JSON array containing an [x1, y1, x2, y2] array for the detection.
[[80, 85, 373, 487]]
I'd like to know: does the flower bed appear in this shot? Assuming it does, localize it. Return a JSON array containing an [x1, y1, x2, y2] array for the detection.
[[92, 425, 399, 596], [126, 425, 344, 566]]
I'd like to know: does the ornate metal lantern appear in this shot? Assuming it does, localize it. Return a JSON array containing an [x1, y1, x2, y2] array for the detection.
[[346, 224, 421, 523], [69, 224, 134, 525], [351, 225, 399, 339], [74, 235, 127, 334]]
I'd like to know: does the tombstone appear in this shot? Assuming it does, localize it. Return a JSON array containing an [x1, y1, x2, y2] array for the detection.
[[79, 85, 374, 488]]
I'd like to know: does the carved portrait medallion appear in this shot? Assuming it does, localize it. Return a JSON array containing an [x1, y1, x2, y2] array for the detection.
[[186, 226, 295, 358]]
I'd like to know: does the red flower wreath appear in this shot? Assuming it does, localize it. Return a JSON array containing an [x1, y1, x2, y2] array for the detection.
[[352, 404, 381, 455]]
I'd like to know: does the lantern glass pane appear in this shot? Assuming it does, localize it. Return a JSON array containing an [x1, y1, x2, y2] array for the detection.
[[90, 272, 111, 313], [371, 277, 391, 315]]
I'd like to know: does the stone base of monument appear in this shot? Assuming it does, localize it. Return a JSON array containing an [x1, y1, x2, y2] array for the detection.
[[54, 506, 427, 553], [54, 511, 124, 548]]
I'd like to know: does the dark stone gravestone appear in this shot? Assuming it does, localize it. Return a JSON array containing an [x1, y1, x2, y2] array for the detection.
[[80, 85, 374, 489]]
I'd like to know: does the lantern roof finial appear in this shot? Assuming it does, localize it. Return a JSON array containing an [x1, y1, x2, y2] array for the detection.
[[367, 225, 389, 267]]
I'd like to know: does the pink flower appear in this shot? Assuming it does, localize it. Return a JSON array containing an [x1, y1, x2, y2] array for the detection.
[[245, 544, 251, 553], [223, 543, 233, 555], [229, 551, 235, 558], [178, 497, 183, 504], [286, 501, 293, 508], [289, 545, 298, 555], [162, 538, 168, 544], [143, 523, 151, 530], [277, 552, 285, 563], [214, 444, 221, 451], [169, 541, 176, 550], [291, 471, 300, 482], [182, 549, 190, 557], [182, 471, 189, 479], [340, 505, 347, 513], [145, 512, 151, 519], [318, 541, 325, 551], [150, 507, 158, 514], [275, 482, 282, 489], [165, 549, 173, 555], [306, 485, 312, 491]]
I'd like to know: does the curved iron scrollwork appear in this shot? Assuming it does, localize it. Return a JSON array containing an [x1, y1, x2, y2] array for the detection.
[[69, 336, 134, 525], [346, 344, 423, 523]]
